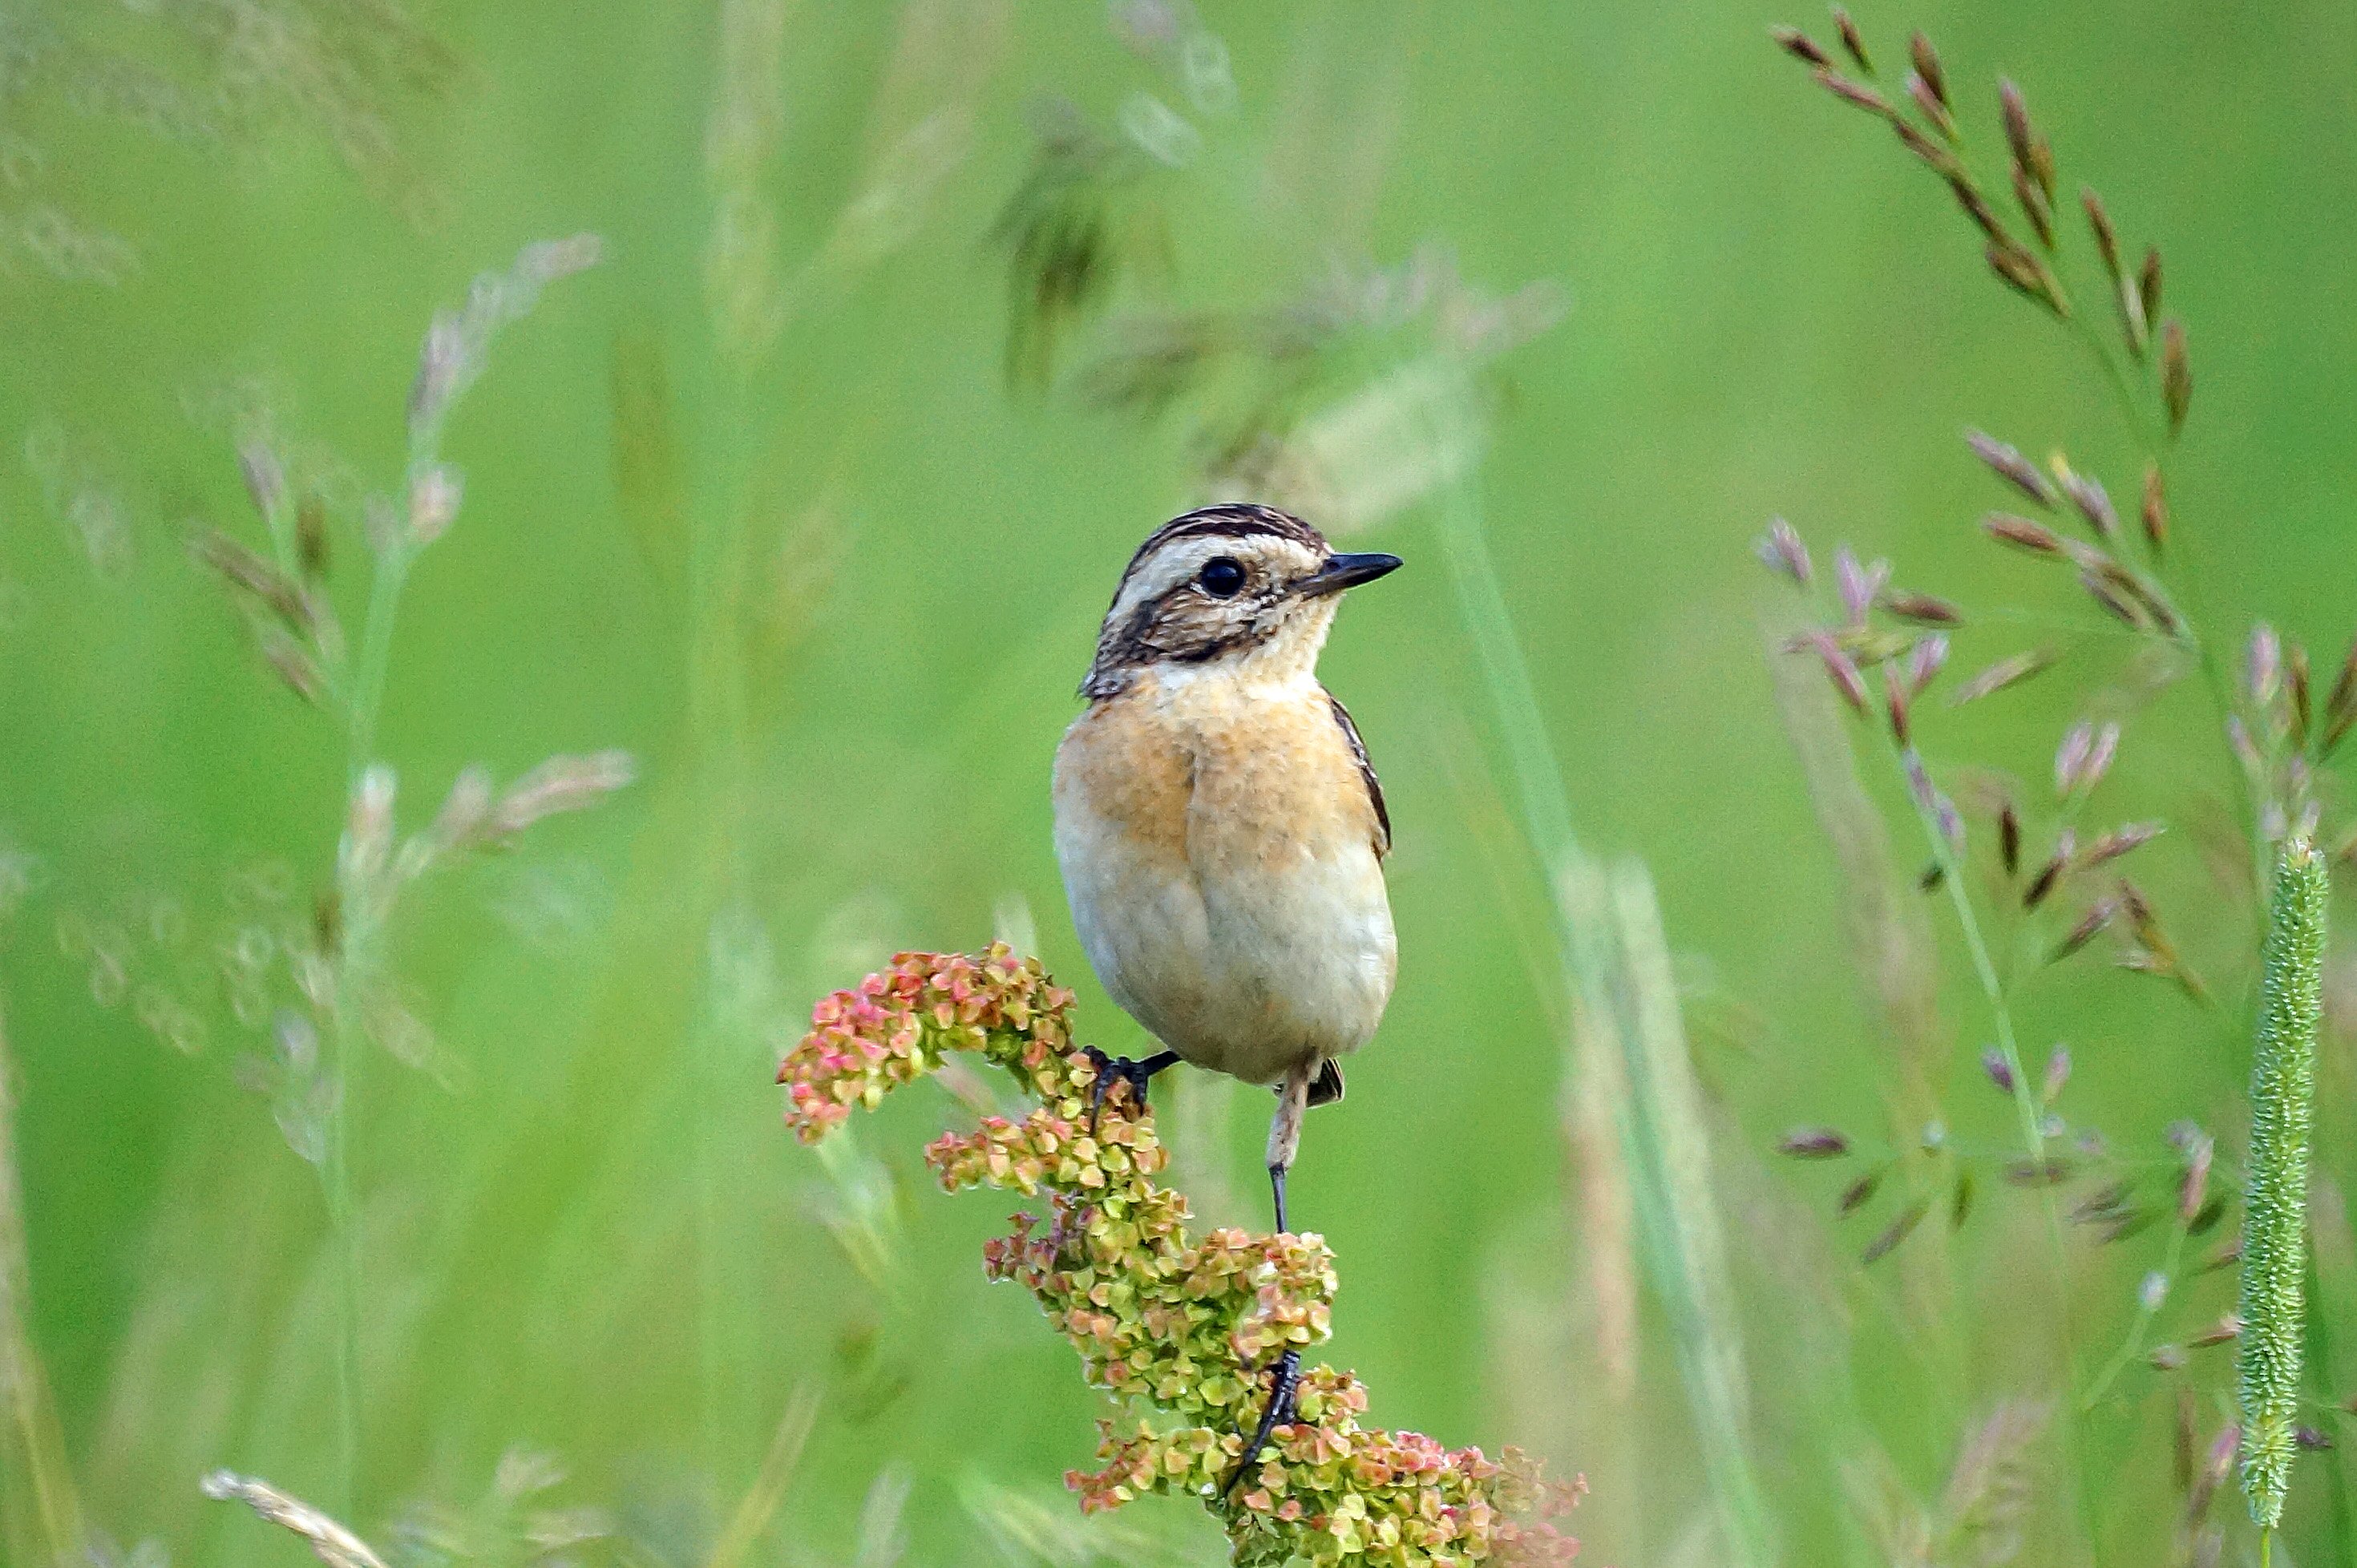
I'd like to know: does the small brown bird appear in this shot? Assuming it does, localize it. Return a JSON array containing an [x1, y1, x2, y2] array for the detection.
[[1052, 502, 1399, 1479]]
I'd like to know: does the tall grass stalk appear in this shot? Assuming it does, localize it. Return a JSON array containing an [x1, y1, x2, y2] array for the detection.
[[1873, 710, 2099, 1566], [692, 0, 790, 1472], [704, 1386, 819, 1568], [0, 999, 84, 1568], [1433, 463, 1773, 1566], [253, 235, 606, 1516], [325, 548, 410, 1519]]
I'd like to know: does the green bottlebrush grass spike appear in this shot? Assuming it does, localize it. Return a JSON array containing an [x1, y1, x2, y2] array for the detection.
[[2238, 835, 2327, 1530]]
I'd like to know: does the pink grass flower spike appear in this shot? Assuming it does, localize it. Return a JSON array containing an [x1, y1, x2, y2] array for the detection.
[[778, 946, 1583, 1568]]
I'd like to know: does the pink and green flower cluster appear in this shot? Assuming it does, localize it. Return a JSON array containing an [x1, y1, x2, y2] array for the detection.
[[778, 946, 1582, 1568]]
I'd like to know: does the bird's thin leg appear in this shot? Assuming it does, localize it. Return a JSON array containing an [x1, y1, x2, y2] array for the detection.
[[1223, 1348, 1300, 1498], [1225, 1061, 1317, 1497], [1262, 1061, 1312, 1234], [1081, 1046, 1180, 1131]]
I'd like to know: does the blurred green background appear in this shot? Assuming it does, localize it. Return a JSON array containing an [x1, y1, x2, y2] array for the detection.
[[5, 2, 2356, 1566]]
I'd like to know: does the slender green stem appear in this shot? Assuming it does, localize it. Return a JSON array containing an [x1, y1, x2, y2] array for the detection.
[[1436, 465, 1773, 1566], [1430, 459, 1580, 871], [320, 540, 411, 1519], [2082, 1214, 2189, 1410], [345, 548, 412, 778], [1887, 737, 2101, 1565], [1890, 736, 2047, 1169]]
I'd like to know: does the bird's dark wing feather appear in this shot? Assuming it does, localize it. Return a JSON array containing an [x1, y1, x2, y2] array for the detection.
[[1324, 691, 1390, 859]]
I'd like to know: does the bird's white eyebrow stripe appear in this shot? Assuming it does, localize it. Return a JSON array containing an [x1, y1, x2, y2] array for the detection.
[[1109, 535, 1246, 621], [1112, 504, 1326, 593]]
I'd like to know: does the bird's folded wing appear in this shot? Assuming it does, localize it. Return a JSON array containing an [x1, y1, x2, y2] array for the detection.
[[1323, 692, 1390, 859]]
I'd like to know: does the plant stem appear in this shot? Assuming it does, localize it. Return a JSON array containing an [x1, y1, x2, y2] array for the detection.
[[322, 540, 412, 1519], [1429, 431, 1580, 871], [1888, 739, 2101, 1565], [2082, 1214, 2189, 1410], [1435, 463, 1775, 1566], [0, 997, 87, 1568], [1890, 738, 2048, 1172], [346, 548, 413, 776]]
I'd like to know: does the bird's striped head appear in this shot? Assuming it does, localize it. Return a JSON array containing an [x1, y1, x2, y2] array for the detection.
[[1080, 503, 1401, 698]]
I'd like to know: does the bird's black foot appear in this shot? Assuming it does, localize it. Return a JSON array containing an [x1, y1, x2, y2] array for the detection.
[[1223, 1348, 1301, 1498], [1081, 1047, 1178, 1131]]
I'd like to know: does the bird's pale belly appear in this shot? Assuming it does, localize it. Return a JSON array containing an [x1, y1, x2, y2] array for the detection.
[[1052, 682, 1397, 1086]]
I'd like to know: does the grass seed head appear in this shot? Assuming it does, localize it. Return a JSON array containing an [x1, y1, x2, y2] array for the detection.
[[2288, 642, 2312, 745], [1755, 516, 1813, 584], [1906, 632, 1950, 695], [1803, 629, 1870, 716], [1771, 26, 1831, 67], [2248, 624, 2282, 706], [1984, 511, 2064, 556], [1883, 665, 1912, 744], [2054, 720, 2120, 797], [406, 462, 463, 547], [2238, 836, 2327, 1530], [195, 530, 308, 630], [238, 438, 285, 523], [2162, 318, 2192, 431], [2141, 463, 2168, 554], [1833, 544, 1887, 624], [1998, 79, 2046, 196], [2194, 1316, 2243, 1349], [1906, 31, 1947, 104], [1986, 240, 2064, 312], [1830, 6, 1871, 71], [2050, 896, 2118, 961], [2189, 1425, 2239, 1525], [2079, 569, 2143, 628], [261, 631, 327, 705], [2322, 636, 2357, 755], [1967, 430, 2057, 507], [2181, 1135, 2213, 1225], [2023, 827, 2075, 908], [2083, 821, 2164, 867], [1862, 1196, 1928, 1263], [2011, 161, 2056, 249], [1839, 1165, 1885, 1216], [1813, 68, 1891, 116], [297, 494, 329, 581], [2058, 467, 2118, 539], [485, 752, 638, 843], [1904, 72, 1955, 140], [1778, 1126, 1850, 1158], [1883, 591, 1960, 626], [2081, 187, 2122, 279], [1951, 647, 2056, 705], [2120, 270, 2150, 355]]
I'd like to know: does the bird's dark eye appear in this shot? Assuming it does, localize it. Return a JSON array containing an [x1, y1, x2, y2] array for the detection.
[[1198, 556, 1247, 598]]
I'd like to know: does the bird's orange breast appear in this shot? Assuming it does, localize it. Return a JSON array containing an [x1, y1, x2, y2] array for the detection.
[[1052, 665, 1396, 1085]]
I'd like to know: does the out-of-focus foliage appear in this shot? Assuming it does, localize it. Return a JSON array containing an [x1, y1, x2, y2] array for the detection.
[[4, 3, 2357, 1567]]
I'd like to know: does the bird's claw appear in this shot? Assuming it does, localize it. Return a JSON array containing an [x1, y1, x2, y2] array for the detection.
[[1223, 1348, 1301, 1499], [1082, 1046, 1162, 1132]]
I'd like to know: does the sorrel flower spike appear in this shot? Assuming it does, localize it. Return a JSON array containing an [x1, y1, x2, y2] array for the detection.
[[778, 947, 1582, 1568]]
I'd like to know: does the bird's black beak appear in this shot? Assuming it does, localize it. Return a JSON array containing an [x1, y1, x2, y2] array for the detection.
[[1296, 552, 1403, 597]]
